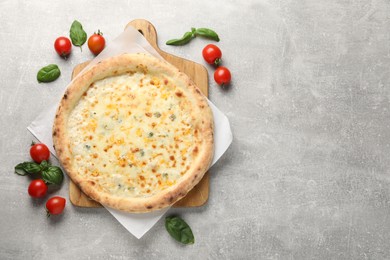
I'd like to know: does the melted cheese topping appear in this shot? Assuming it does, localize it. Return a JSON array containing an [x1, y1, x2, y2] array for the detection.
[[67, 72, 195, 198]]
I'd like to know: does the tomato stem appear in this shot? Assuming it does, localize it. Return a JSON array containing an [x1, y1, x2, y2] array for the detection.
[[31, 141, 36, 147], [214, 58, 221, 66]]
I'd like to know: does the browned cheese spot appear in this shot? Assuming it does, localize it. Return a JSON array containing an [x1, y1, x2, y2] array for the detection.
[[193, 146, 198, 154], [131, 148, 140, 153], [145, 112, 152, 117], [175, 91, 183, 97]]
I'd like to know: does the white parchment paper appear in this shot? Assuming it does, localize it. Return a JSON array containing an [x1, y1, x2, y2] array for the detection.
[[27, 26, 232, 239]]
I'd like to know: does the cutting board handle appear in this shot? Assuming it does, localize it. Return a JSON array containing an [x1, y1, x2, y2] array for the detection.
[[125, 19, 159, 51]]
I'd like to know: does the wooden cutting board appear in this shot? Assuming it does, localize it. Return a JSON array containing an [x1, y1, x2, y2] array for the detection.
[[69, 19, 210, 208]]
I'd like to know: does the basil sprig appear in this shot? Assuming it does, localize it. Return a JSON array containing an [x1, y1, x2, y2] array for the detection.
[[70, 20, 87, 49], [166, 27, 220, 46], [165, 216, 195, 245], [14, 160, 64, 186], [37, 64, 61, 83]]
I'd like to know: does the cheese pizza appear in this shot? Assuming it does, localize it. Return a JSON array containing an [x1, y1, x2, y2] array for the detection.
[[53, 53, 214, 213]]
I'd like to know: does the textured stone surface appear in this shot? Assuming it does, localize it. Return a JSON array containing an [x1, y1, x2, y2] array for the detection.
[[1, 0, 390, 259]]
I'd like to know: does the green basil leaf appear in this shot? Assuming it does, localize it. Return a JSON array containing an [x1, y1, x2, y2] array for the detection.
[[42, 166, 64, 185], [37, 64, 61, 83], [70, 20, 87, 48], [14, 162, 41, 175], [165, 216, 194, 245], [40, 160, 49, 171], [195, 28, 220, 42], [166, 31, 194, 46]]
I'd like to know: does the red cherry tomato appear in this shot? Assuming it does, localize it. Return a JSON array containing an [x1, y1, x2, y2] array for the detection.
[[28, 179, 48, 198], [214, 66, 232, 86], [30, 143, 50, 163], [88, 30, 105, 55], [46, 196, 66, 216], [54, 37, 72, 58], [202, 44, 222, 65]]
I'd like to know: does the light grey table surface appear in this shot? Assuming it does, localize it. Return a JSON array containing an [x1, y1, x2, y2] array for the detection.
[[1, 0, 390, 259]]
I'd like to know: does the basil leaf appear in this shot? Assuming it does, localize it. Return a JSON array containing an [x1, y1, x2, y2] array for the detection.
[[195, 28, 220, 42], [165, 216, 194, 245], [40, 160, 49, 171], [70, 20, 87, 48], [42, 166, 64, 185], [166, 31, 194, 46], [37, 64, 61, 83], [14, 162, 41, 175]]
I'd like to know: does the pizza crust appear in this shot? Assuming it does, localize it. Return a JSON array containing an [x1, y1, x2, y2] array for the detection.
[[53, 53, 214, 213]]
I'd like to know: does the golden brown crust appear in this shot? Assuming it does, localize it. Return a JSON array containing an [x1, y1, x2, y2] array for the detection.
[[53, 53, 213, 213]]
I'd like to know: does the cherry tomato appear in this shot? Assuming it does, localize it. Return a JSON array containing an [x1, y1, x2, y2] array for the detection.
[[28, 179, 48, 198], [46, 196, 66, 216], [214, 66, 232, 86], [54, 37, 72, 58], [202, 44, 222, 65], [30, 143, 50, 163], [88, 30, 105, 55]]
